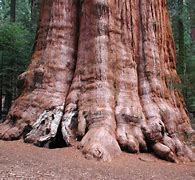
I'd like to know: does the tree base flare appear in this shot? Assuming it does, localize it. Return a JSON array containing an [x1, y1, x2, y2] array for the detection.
[[78, 127, 121, 162]]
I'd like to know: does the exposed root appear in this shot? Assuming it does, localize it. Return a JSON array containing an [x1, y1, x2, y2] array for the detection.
[[61, 103, 78, 145], [117, 124, 147, 153], [24, 105, 64, 147], [115, 107, 194, 162], [153, 142, 176, 162], [116, 112, 148, 153], [78, 126, 121, 162], [152, 134, 195, 162], [0, 123, 23, 140]]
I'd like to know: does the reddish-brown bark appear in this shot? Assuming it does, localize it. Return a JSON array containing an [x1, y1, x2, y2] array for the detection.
[[0, 0, 79, 144], [0, 0, 194, 162]]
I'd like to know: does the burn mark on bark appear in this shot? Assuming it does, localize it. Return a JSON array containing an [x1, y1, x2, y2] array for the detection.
[[33, 67, 44, 88], [92, 1, 109, 18]]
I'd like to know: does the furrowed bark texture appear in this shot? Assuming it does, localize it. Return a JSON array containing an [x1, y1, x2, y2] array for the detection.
[[0, 0, 194, 162], [0, 0, 79, 144]]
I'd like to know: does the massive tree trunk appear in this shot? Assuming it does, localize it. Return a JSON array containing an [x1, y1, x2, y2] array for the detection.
[[0, 0, 194, 162]]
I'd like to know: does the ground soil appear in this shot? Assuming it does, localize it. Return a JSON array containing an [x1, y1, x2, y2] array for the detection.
[[0, 140, 195, 180]]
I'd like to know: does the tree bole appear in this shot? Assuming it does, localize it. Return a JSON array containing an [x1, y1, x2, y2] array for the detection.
[[0, 0, 194, 162]]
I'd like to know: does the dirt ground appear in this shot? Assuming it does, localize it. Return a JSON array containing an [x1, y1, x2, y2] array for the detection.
[[0, 140, 195, 180]]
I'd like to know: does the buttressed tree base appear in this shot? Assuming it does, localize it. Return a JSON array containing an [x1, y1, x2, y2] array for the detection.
[[0, 0, 194, 162]]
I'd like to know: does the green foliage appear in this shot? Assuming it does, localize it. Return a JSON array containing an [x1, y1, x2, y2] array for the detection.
[[186, 46, 195, 111], [0, 0, 39, 114], [0, 22, 30, 70], [0, 22, 31, 97], [16, 0, 32, 25], [168, 0, 195, 112], [0, 0, 10, 23]]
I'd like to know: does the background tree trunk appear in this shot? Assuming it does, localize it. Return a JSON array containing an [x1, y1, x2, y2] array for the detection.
[[30, 0, 41, 24], [7, 0, 16, 113], [177, 0, 185, 77], [0, 52, 3, 121], [190, 0, 195, 41], [10, 0, 16, 22], [0, 0, 194, 162]]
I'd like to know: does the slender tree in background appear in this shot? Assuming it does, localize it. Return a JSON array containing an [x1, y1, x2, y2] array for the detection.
[[0, 0, 194, 162], [30, 0, 41, 27], [10, 0, 16, 22], [177, 0, 185, 79], [190, 0, 195, 41]]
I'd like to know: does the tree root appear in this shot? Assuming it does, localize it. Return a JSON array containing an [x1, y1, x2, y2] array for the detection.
[[115, 111, 194, 162], [78, 126, 121, 162], [152, 134, 195, 162], [0, 123, 22, 140], [117, 123, 147, 153], [61, 103, 78, 145]]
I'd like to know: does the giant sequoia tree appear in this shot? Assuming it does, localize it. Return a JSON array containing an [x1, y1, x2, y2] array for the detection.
[[0, 0, 194, 162]]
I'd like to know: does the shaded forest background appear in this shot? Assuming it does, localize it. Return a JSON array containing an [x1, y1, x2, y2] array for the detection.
[[0, 0, 195, 123]]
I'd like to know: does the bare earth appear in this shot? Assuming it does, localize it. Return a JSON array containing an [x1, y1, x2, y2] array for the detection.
[[0, 140, 195, 180]]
